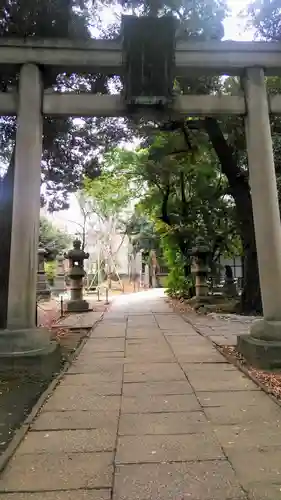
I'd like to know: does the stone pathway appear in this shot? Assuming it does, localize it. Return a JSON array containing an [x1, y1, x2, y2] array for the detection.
[[1, 290, 281, 499], [185, 311, 257, 346]]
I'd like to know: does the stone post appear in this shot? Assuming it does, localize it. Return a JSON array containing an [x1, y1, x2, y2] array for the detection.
[[36, 248, 51, 299], [144, 264, 150, 289], [150, 250, 158, 288], [0, 64, 59, 374], [7, 64, 43, 329], [238, 68, 281, 367], [53, 254, 66, 295], [191, 237, 210, 303], [65, 239, 90, 313]]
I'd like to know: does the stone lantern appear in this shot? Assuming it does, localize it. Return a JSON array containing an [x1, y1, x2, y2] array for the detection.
[[191, 237, 211, 303], [36, 247, 51, 299], [65, 239, 90, 313]]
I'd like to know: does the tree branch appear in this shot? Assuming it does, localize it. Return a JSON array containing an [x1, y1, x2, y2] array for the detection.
[[203, 117, 246, 186]]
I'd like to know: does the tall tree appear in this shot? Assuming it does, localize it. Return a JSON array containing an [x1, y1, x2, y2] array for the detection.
[[0, 0, 135, 327], [247, 0, 281, 40], [115, 0, 264, 312], [39, 216, 71, 259], [88, 141, 240, 297]]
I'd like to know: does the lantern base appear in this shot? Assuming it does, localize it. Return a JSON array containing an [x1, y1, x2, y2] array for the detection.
[[0, 328, 61, 377], [237, 318, 281, 369], [237, 333, 281, 369], [66, 299, 91, 313]]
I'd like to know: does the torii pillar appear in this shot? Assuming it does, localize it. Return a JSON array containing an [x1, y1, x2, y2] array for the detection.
[[238, 67, 281, 368], [0, 64, 58, 372]]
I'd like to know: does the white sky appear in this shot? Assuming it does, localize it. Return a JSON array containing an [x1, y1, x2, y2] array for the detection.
[[224, 0, 253, 41], [51, 0, 253, 233]]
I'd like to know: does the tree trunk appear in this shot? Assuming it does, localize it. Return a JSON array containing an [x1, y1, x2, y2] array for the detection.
[[203, 118, 262, 314], [0, 150, 15, 328], [241, 245, 262, 314]]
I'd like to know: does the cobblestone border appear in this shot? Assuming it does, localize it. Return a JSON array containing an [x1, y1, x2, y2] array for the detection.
[[0, 314, 104, 475]]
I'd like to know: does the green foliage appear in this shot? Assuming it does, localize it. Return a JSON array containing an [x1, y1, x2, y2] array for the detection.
[[247, 0, 281, 40], [110, 0, 228, 39], [126, 214, 159, 254], [161, 236, 193, 299], [39, 216, 71, 259], [0, 0, 133, 211], [138, 131, 239, 259], [95, 125, 240, 298], [83, 148, 145, 220], [45, 261, 56, 285]]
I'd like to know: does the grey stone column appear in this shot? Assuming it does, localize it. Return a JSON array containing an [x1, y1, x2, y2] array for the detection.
[[7, 64, 43, 329], [238, 68, 281, 367], [244, 68, 281, 324], [0, 64, 59, 375]]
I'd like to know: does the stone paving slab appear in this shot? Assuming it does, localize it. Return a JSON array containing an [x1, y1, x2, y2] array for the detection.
[[125, 353, 175, 362], [56, 312, 102, 329], [126, 329, 162, 338], [122, 380, 193, 396], [176, 352, 227, 363], [71, 357, 126, 367], [50, 381, 122, 396], [186, 312, 255, 346], [186, 370, 259, 392], [113, 461, 246, 500], [32, 410, 119, 431], [165, 335, 208, 345], [119, 411, 209, 435], [18, 429, 116, 454], [197, 390, 273, 408], [213, 422, 281, 451], [166, 341, 215, 352], [205, 404, 281, 425], [244, 482, 281, 500], [181, 362, 236, 372], [76, 351, 125, 359], [92, 327, 126, 338], [116, 433, 224, 463], [84, 338, 125, 352], [164, 330, 202, 336], [126, 338, 167, 347], [2, 492, 111, 500], [42, 393, 121, 412], [0, 452, 113, 491], [60, 371, 123, 384], [226, 449, 281, 485], [121, 393, 201, 413], [68, 361, 124, 376], [123, 362, 185, 382]]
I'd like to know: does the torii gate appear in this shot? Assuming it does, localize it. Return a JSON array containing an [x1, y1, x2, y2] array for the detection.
[[1, 16, 281, 367]]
